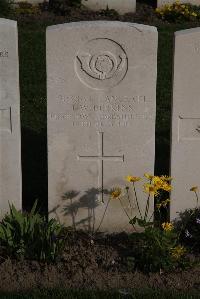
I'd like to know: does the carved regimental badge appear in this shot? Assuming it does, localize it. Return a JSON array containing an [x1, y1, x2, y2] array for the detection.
[[75, 38, 128, 90]]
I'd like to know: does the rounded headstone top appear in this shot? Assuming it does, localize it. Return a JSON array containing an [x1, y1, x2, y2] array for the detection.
[[0, 18, 17, 27], [46, 21, 157, 33]]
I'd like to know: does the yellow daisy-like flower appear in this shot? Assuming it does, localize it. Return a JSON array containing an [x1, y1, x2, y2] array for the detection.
[[161, 182, 172, 192], [126, 175, 141, 183], [151, 177, 172, 192], [143, 183, 159, 196], [162, 222, 174, 232], [190, 186, 198, 192], [191, 12, 197, 17], [171, 245, 186, 260], [111, 187, 122, 199], [152, 176, 164, 188], [160, 175, 173, 181], [144, 173, 154, 180], [162, 199, 171, 207]]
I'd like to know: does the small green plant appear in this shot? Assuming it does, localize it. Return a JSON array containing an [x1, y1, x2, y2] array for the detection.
[[94, 174, 172, 235], [0, 200, 65, 262], [155, 0, 200, 22], [108, 174, 188, 272], [118, 173, 172, 229], [99, 7, 119, 17], [173, 186, 200, 253], [131, 223, 187, 272]]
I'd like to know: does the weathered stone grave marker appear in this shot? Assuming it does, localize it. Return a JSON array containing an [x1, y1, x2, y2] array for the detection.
[[47, 21, 157, 232], [82, 0, 136, 14], [171, 27, 200, 220], [0, 19, 21, 218]]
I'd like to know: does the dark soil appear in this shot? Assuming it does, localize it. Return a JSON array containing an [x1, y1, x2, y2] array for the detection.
[[0, 231, 200, 292]]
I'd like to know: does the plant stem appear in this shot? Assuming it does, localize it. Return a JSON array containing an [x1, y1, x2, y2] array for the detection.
[[195, 191, 199, 207], [144, 194, 150, 221], [126, 187, 133, 212], [119, 197, 137, 232], [133, 182, 142, 219], [94, 198, 111, 235]]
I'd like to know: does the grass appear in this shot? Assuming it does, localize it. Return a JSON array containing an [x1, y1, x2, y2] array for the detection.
[[0, 288, 199, 299]]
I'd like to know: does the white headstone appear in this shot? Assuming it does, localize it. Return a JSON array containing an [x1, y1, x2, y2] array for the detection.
[[157, 0, 200, 7], [170, 27, 200, 220], [82, 0, 136, 14], [47, 21, 157, 232], [0, 19, 22, 218]]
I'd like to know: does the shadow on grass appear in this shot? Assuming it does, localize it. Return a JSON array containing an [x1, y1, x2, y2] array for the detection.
[[21, 127, 47, 215]]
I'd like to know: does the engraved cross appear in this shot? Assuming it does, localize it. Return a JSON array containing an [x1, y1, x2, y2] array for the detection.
[[77, 132, 124, 202]]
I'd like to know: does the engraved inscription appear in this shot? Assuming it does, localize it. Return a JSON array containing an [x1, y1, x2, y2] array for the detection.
[[75, 38, 128, 90], [196, 125, 200, 133], [0, 107, 12, 132], [178, 116, 200, 141], [0, 50, 8, 58], [77, 131, 124, 202], [49, 94, 153, 127]]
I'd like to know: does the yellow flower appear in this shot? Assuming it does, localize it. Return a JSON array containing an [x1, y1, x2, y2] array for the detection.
[[160, 175, 173, 181], [111, 187, 122, 199], [152, 176, 164, 188], [162, 199, 170, 207], [191, 12, 197, 17], [144, 173, 154, 180], [126, 175, 141, 183], [152, 177, 172, 192], [161, 182, 172, 192], [190, 186, 198, 192], [162, 222, 174, 232], [171, 245, 186, 260], [143, 183, 159, 196]]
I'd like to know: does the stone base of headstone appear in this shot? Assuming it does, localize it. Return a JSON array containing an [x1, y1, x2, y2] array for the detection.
[[82, 0, 136, 14]]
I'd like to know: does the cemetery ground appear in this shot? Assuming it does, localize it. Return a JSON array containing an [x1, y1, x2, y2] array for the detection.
[[2, 0, 200, 297]]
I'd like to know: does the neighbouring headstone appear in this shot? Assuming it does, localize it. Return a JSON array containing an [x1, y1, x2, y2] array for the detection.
[[82, 0, 136, 14], [170, 27, 200, 220], [47, 21, 157, 232], [0, 19, 21, 218], [157, 0, 200, 7]]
